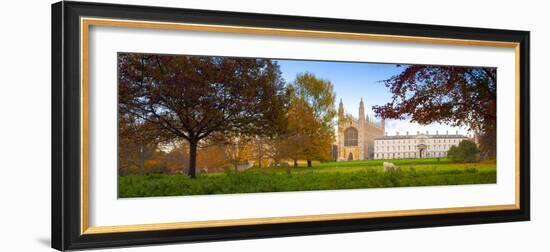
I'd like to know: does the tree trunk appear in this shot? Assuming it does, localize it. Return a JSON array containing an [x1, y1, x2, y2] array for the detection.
[[139, 144, 145, 175], [188, 141, 197, 178], [307, 160, 312, 167], [293, 159, 298, 167], [258, 139, 262, 168]]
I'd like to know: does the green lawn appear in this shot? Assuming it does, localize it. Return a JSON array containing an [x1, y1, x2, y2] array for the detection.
[[119, 158, 496, 198]]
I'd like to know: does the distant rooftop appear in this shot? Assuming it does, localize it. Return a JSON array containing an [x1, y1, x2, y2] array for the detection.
[[374, 133, 469, 140]]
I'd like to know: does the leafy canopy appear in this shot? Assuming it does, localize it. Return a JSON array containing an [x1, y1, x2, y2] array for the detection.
[[118, 53, 289, 177], [373, 65, 496, 157], [447, 140, 480, 163]]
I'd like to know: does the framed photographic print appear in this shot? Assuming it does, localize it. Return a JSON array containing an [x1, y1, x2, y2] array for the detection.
[[51, 1, 530, 250]]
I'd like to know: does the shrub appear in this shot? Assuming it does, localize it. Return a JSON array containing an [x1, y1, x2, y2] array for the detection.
[[447, 140, 480, 162]]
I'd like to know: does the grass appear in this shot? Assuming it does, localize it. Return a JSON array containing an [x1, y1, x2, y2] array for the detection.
[[118, 158, 496, 198]]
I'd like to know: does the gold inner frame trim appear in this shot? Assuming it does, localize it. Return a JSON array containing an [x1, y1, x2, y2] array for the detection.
[[84, 204, 517, 234], [80, 17, 522, 235]]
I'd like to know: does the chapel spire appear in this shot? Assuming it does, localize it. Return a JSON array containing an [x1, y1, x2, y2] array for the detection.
[[359, 97, 365, 122], [338, 99, 344, 122]]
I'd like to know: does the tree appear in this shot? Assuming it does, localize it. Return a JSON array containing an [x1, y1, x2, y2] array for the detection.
[[118, 114, 159, 175], [284, 98, 315, 167], [372, 66, 496, 158], [196, 144, 227, 173], [118, 53, 288, 178], [292, 73, 337, 130], [222, 134, 251, 172], [287, 73, 336, 167], [447, 140, 480, 162], [163, 141, 189, 174], [143, 150, 168, 174], [269, 137, 293, 166], [247, 135, 276, 168]]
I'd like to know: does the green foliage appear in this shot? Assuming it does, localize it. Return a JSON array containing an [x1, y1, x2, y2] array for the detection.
[[447, 140, 480, 162], [119, 159, 496, 198], [283, 73, 337, 165], [372, 66, 496, 158], [291, 72, 337, 129]]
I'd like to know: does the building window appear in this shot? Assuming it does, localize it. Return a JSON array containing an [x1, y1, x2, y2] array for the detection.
[[344, 127, 358, 146]]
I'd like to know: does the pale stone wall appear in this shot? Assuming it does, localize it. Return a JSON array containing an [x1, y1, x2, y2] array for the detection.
[[373, 132, 469, 160], [336, 100, 385, 161]]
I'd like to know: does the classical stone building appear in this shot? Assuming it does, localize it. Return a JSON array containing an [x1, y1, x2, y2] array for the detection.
[[373, 131, 469, 160], [336, 99, 385, 161]]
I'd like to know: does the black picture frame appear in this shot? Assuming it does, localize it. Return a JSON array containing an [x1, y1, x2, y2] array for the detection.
[[52, 1, 530, 251]]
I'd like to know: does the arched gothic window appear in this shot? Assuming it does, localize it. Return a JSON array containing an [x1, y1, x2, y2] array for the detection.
[[344, 127, 358, 146]]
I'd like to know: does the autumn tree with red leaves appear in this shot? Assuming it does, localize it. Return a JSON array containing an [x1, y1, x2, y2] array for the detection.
[[118, 53, 289, 178], [372, 65, 496, 158]]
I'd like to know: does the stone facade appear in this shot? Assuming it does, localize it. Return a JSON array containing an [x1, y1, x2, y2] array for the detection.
[[336, 99, 385, 161], [373, 131, 469, 160]]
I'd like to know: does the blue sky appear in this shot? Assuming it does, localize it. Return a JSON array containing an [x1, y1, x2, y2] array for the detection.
[[275, 59, 469, 136]]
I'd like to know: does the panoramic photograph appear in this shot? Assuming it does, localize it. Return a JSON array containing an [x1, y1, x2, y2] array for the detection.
[[117, 52, 497, 198]]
